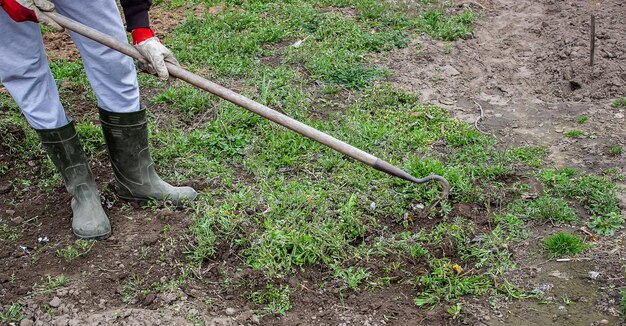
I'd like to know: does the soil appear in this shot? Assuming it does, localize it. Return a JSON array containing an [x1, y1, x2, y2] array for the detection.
[[1, 0, 625, 325]]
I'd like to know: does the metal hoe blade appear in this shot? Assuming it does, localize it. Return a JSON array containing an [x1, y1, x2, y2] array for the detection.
[[43, 12, 450, 205]]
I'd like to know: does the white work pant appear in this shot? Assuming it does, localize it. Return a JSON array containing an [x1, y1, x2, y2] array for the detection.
[[0, 0, 141, 130]]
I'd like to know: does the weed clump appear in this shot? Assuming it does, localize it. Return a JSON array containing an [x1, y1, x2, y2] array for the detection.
[[0, 303, 22, 323], [417, 9, 475, 41], [56, 239, 95, 261], [611, 98, 626, 108], [414, 259, 491, 306], [538, 169, 621, 218], [609, 145, 623, 156], [564, 130, 583, 138], [250, 284, 292, 316], [587, 212, 624, 236], [543, 232, 587, 258], [510, 196, 577, 224]]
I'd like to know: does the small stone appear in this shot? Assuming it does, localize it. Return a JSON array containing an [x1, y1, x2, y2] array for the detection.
[[439, 98, 455, 105], [5, 209, 15, 216], [235, 311, 252, 322], [54, 315, 69, 326], [162, 293, 177, 304], [251, 315, 260, 324], [441, 65, 460, 77], [11, 216, 23, 224], [600, 319, 609, 324], [0, 184, 11, 195], [49, 297, 62, 308], [615, 113, 624, 119], [588, 271, 600, 280], [143, 293, 156, 306], [20, 319, 34, 326], [56, 289, 68, 297], [225, 308, 236, 316]]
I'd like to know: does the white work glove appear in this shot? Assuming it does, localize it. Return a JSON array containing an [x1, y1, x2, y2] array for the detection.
[[0, 0, 64, 32], [134, 37, 180, 81]]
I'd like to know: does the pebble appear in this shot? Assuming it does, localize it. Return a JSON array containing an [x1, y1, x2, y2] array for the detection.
[[49, 297, 62, 308], [5, 209, 15, 216], [225, 307, 236, 316], [54, 315, 69, 326], [11, 216, 23, 224], [588, 271, 600, 280], [20, 319, 34, 326], [143, 293, 156, 306], [600, 320, 609, 324], [0, 184, 11, 194], [162, 293, 177, 304], [441, 65, 461, 77]]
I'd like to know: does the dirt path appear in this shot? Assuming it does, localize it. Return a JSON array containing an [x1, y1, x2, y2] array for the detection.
[[379, 0, 625, 171]]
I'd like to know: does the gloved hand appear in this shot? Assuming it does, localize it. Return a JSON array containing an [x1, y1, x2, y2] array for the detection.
[[132, 28, 180, 81], [0, 0, 64, 32]]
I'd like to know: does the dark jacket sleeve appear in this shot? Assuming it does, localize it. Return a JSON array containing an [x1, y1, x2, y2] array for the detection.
[[120, 0, 152, 31]]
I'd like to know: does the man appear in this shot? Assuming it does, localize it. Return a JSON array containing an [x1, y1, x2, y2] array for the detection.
[[0, 0, 197, 240]]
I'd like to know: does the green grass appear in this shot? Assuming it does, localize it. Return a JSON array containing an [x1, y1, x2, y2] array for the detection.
[[576, 116, 588, 124], [167, 0, 473, 89], [564, 130, 583, 138], [43, 274, 70, 293], [611, 98, 626, 108], [610, 145, 623, 156], [418, 9, 475, 41], [250, 284, 292, 316], [56, 240, 95, 261], [509, 196, 577, 224], [538, 168, 621, 218], [0, 303, 22, 323], [414, 258, 491, 306], [543, 232, 587, 258]]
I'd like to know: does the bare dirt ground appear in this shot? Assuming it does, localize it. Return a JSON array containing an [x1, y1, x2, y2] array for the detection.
[[1, 0, 625, 325]]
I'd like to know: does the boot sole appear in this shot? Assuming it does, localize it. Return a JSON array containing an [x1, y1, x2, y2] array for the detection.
[[117, 194, 198, 207], [73, 230, 111, 241]]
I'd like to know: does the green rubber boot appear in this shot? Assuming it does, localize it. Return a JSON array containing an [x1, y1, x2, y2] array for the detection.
[[99, 109, 197, 206], [37, 122, 111, 240]]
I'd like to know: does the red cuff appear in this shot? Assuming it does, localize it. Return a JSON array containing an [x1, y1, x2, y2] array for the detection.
[[131, 28, 155, 45], [0, 0, 38, 23]]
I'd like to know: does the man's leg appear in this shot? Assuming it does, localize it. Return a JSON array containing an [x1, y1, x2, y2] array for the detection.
[[52, 0, 197, 205], [0, 12, 110, 240], [0, 10, 68, 129], [51, 0, 141, 113]]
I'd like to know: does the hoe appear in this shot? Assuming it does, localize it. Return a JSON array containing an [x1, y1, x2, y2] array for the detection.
[[44, 12, 450, 208]]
